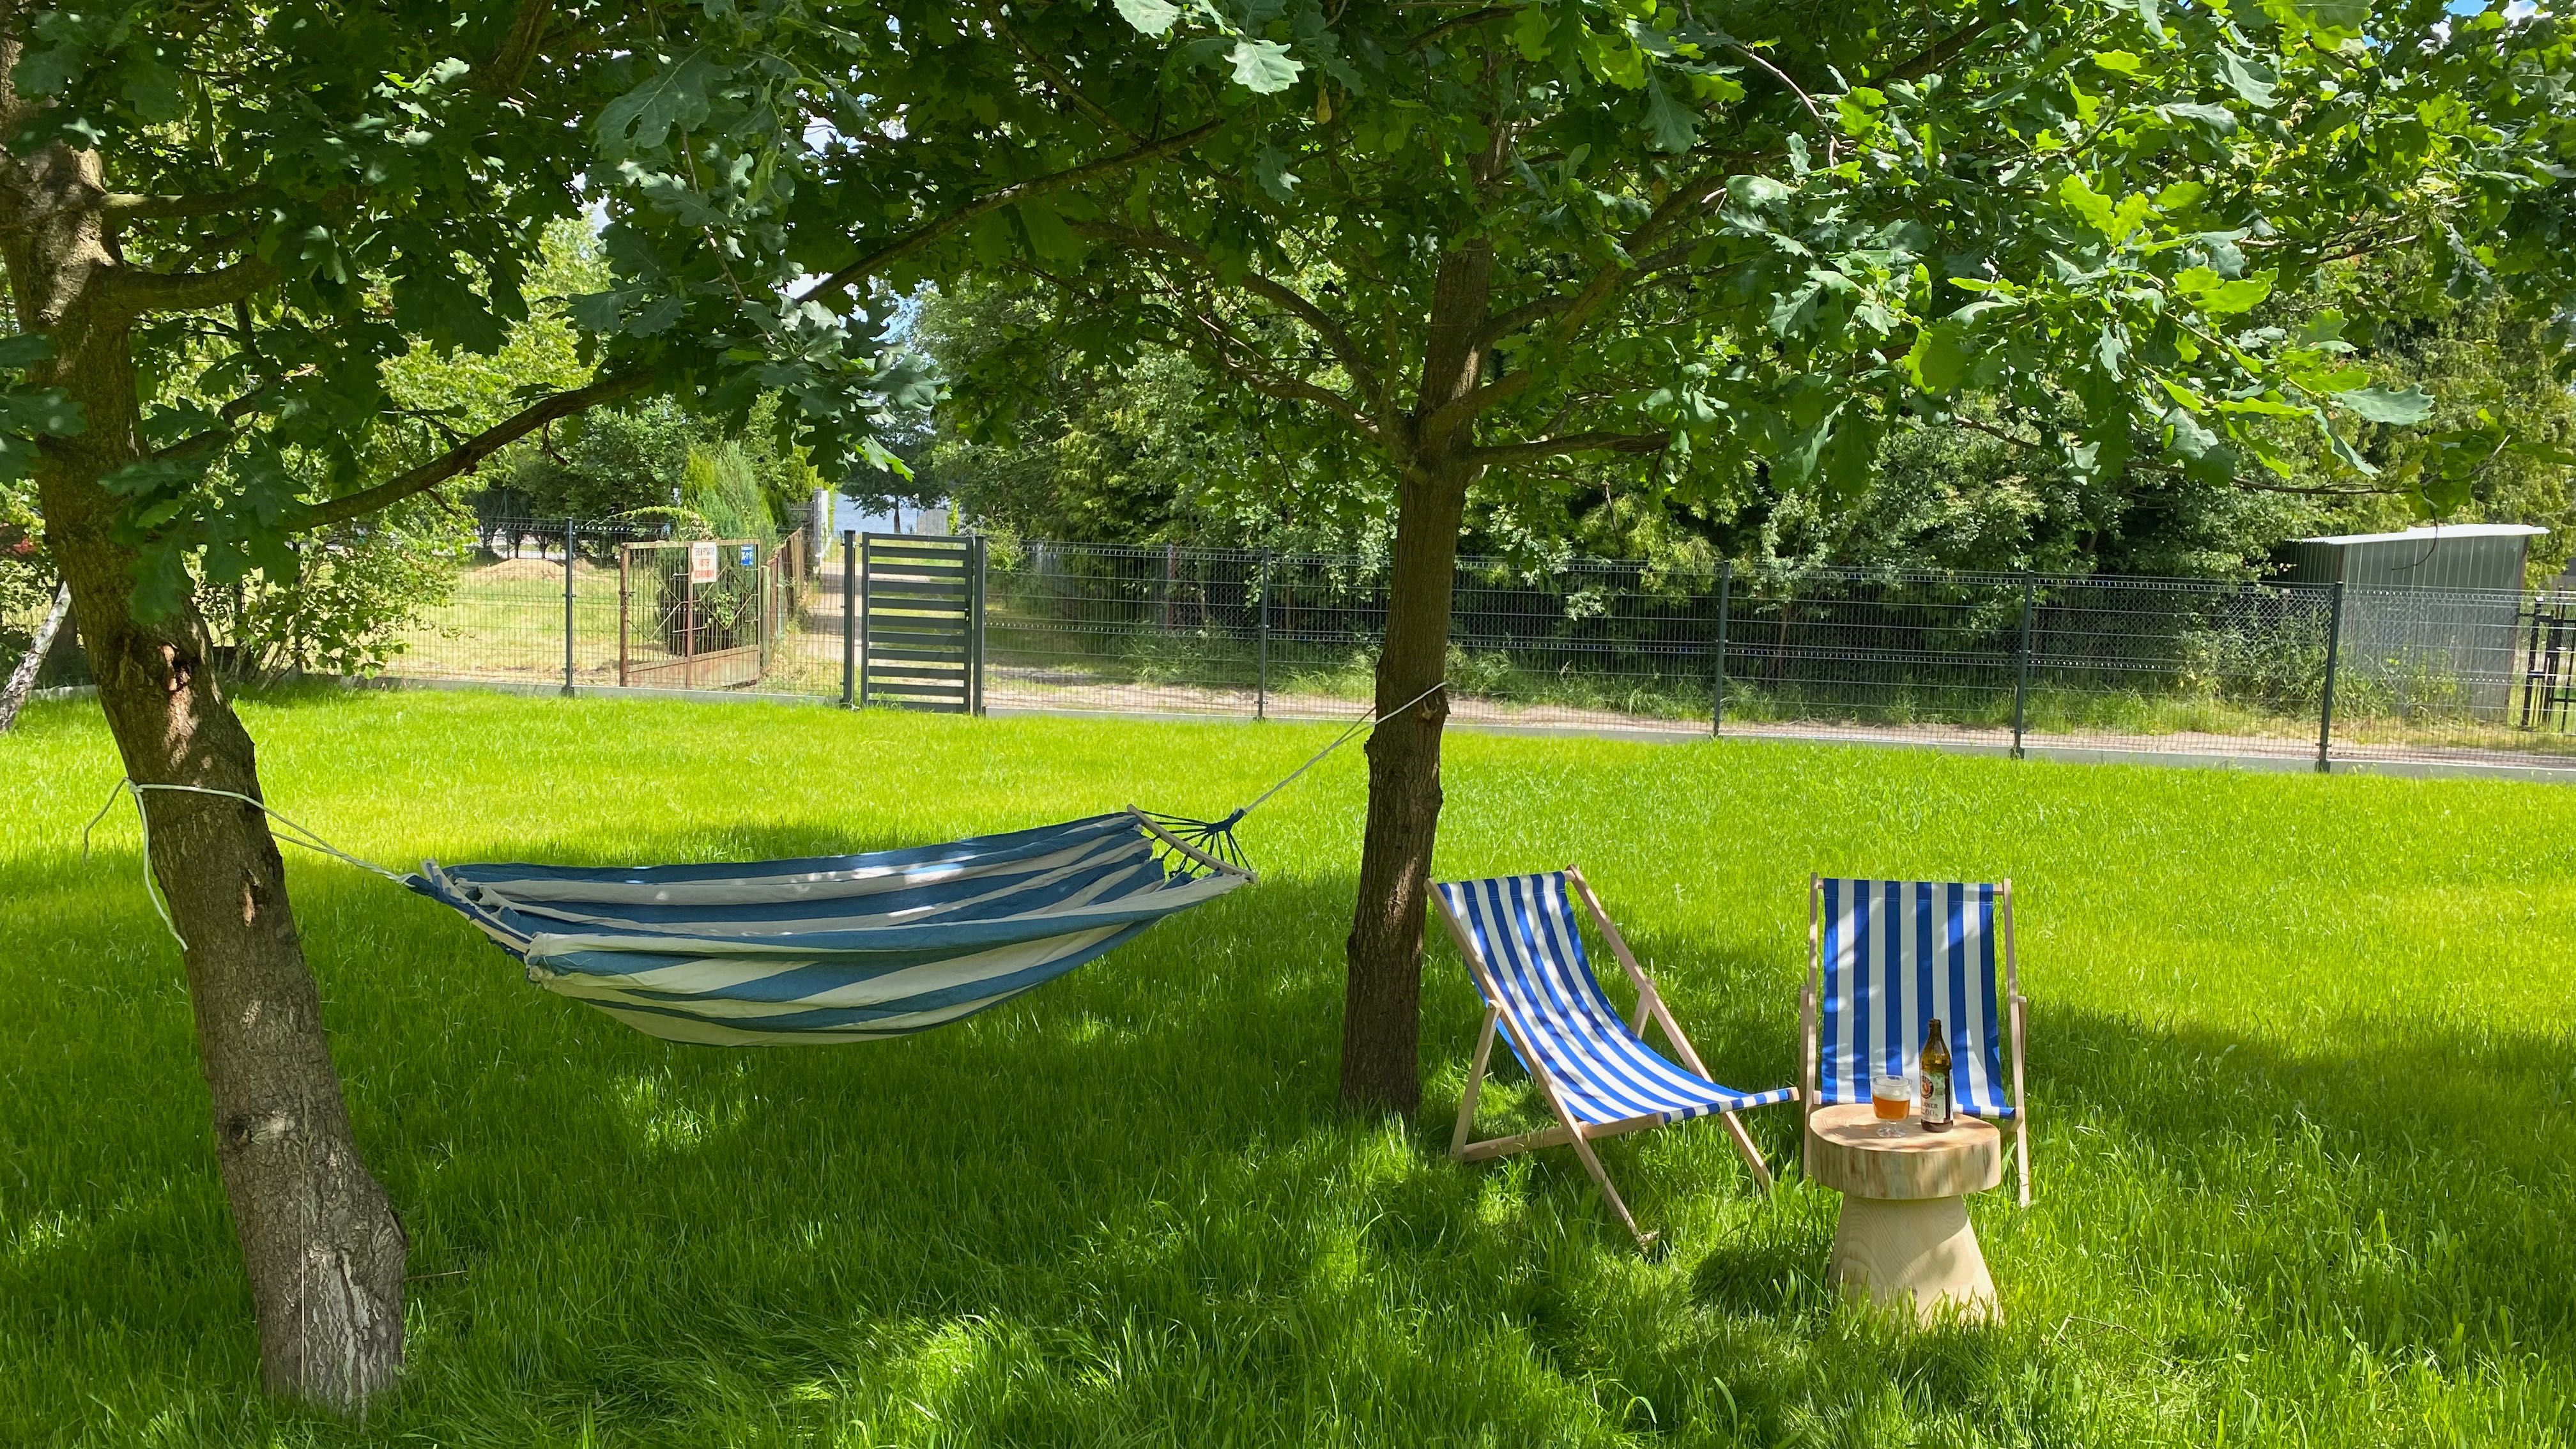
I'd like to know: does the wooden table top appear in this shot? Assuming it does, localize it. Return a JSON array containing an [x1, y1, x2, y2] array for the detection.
[[1805, 1104, 2003, 1201]]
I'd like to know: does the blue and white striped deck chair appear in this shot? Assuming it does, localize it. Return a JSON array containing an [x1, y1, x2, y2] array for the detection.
[[1433, 868, 1800, 1248], [1804, 877, 2032, 1205]]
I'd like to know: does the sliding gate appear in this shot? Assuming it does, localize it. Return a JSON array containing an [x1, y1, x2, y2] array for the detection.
[[859, 533, 985, 713]]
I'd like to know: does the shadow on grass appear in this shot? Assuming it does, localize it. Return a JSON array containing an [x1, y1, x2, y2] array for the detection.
[[8, 816, 2576, 1445]]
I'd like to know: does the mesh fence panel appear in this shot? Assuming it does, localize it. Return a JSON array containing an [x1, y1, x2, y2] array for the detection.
[[2021, 574, 2331, 758], [2328, 585, 2576, 766], [984, 542, 1266, 716], [1721, 570, 2016, 744], [394, 522, 628, 684]]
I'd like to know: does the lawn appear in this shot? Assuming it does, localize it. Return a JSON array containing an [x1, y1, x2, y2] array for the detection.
[[3, 689, 2572, 1447]]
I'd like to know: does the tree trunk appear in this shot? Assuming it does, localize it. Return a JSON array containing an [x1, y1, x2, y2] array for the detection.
[[1338, 464, 1471, 1115], [0, 577, 70, 730], [1338, 242, 1493, 1116], [4, 137, 406, 1409]]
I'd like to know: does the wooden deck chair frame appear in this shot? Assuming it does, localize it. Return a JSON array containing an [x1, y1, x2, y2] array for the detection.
[[1800, 876, 2031, 1206], [1434, 865, 1781, 1250]]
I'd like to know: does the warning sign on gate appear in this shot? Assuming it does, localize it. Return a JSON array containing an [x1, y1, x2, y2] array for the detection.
[[689, 540, 717, 583], [738, 544, 756, 567]]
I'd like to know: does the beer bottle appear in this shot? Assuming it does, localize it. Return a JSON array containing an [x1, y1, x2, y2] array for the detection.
[[1918, 1018, 1954, 1131]]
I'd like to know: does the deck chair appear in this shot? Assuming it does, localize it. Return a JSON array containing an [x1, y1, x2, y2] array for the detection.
[[1433, 868, 1800, 1249], [1802, 877, 2031, 1206]]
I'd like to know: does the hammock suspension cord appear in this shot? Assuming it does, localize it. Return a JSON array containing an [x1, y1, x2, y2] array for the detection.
[[80, 680, 1449, 951], [1135, 678, 1448, 872], [82, 779, 414, 951]]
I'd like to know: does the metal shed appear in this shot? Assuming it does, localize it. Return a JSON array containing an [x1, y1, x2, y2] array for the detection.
[[2275, 523, 2543, 591], [2276, 525, 2547, 721]]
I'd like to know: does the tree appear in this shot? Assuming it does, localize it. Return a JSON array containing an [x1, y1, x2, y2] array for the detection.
[[0, 576, 65, 727], [0, 0, 1255, 1407], [923, 0, 2575, 1113]]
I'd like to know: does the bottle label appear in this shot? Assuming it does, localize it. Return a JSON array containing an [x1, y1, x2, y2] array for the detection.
[[1920, 1070, 1951, 1124]]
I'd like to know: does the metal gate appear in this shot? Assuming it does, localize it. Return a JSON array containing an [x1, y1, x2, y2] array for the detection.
[[2519, 593, 2575, 730], [860, 533, 984, 713], [618, 537, 772, 690]]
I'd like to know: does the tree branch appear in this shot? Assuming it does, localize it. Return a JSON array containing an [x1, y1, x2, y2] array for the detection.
[[1078, 221, 1383, 402], [1154, 281, 1381, 441], [101, 187, 272, 224], [798, 121, 1223, 302], [986, 4, 1142, 141], [300, 371, 650, 530], [1469, 244, 1716, 352], [1468, 430, 1670, 467], [473, 0, 555, 98], [1407, 6, 1512, 50], [102, 257, 277, 315], [1952, 415, 2048, 450], [1728, 42, 1839, 169], [1421, 371, 1531, 442], [1470, 294, 1572, 351], [1879, 12, 2007, 84]]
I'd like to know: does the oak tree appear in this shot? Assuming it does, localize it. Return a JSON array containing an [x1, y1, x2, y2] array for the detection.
[[0, 0, 1256, 1406], [926, 0, 2575, 1113]]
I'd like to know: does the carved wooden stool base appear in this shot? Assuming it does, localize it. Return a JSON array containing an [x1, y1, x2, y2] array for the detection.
[[1828, 1193, 1999, 1324]]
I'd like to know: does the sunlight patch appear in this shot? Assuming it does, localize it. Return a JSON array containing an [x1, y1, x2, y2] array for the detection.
[[612, 1071, 748, 1154]]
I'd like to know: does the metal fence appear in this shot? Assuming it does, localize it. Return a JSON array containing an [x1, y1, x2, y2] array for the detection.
[[146, 523, 2576, 773], [388, 521, 810, 692]]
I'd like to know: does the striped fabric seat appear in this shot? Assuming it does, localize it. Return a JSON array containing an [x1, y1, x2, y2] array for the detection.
[[1436, 873, 1797, 1127], [409, 812, 1248, 1045], [1812, 878, 2014, 1118]]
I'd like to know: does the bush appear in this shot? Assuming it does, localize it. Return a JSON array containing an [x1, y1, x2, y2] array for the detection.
[[198, 502, 470, 681]]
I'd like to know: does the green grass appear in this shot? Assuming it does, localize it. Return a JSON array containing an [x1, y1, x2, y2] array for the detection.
[[4, 689, 2573, 1447]]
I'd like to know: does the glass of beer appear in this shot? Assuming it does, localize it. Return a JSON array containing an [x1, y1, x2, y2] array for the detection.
[[1872, 1074, 1912, 1121]]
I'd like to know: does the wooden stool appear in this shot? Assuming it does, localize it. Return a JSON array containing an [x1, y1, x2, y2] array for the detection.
[[1805, 1105, 2003, 1324]]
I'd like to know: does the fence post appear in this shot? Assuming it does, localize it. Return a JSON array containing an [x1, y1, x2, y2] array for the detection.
[[859, 532, 873, 707], [2317, 579, 2346, 772], [840, 528, 857, 707], [970, 532, 987, 717], [1257, 549, 1273, 721], [2520, 595, 2543, 730], [617, 542, 630, 689], [562, 521, 576, 696], [2011, 572, 2034, 759], [1712, 560, 1731, 736]]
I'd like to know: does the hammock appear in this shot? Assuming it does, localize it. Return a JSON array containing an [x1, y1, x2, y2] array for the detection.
[[88, 682, 1441, 1046], [406, 809, 1253, 1045]]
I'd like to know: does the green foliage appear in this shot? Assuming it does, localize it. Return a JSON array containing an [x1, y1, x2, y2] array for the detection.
[[27, 0, 2571, 613], [487, 399, 701, 525], [918, 283, 1388, 550], [0, 474, 49, 622], [6, 693, 2576, 1445], [8, 1, 910, 613], [2269, 260, 2576, 579], [910, 0, 2576, 549], [489, 393, 820, 534], [193, 501, 470, 682]]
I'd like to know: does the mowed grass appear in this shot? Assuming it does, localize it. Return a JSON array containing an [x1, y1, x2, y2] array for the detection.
[[3, 689, 2573, 1448]]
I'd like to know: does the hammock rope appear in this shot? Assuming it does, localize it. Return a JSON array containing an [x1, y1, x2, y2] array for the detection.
[[82, 779, 413, 951], [80, 682, 1448, 1041]]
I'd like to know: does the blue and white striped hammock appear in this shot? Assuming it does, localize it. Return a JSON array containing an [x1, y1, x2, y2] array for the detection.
[[94, 684, 1443, 1048], [406, 810, 1253, 1045]]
